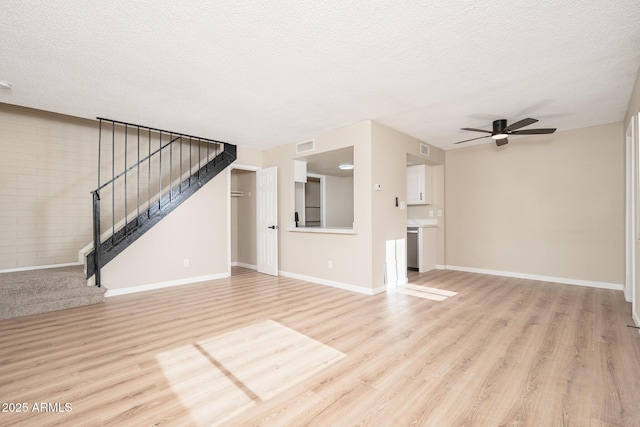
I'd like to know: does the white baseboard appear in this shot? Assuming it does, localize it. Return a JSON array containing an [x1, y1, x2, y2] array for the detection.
[[633, 311, 640, 335], [231, 262, 257, 270], [445, 265, 624, 291], [0, 262, 83, 274], [372, 285, 388, 295], [436, 264, 446, 270], [279, 270, 380, 296], [105, 272, 229, 297]]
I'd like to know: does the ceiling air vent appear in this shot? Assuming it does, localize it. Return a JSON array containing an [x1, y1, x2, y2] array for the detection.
[[420, 143, 430, 157], [296, 140, 315, 154]]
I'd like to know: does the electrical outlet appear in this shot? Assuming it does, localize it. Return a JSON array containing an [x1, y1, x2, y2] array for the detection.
[[429, 210, 434, 217], [438, 210, 443, 217], [183, 258, 190, 267], [328, 260, 333, 269]]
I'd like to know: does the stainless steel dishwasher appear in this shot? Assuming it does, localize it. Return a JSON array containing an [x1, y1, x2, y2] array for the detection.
[[407, 227, 419, 271]]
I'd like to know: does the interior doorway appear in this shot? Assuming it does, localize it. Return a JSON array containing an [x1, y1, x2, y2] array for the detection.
[[230, 168, 257, 275]]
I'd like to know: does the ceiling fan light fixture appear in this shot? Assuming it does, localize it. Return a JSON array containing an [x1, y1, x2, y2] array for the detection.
[[491, 133, 508, 140], [339, 163, 354, 170]]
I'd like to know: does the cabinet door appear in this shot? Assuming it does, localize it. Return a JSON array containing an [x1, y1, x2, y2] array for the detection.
[[407, 164, 432, 205], [407, 165, 425, 205]]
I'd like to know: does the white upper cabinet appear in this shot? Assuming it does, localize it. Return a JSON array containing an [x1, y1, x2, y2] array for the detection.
[[294, 160, 307, 183], [407, 164, 432, 205]]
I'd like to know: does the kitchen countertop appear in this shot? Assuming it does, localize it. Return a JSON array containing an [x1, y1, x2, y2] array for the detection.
[[407, 219, 438, 228]]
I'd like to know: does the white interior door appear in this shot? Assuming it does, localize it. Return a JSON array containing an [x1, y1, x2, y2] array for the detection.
[[257, 167, 278, 276]]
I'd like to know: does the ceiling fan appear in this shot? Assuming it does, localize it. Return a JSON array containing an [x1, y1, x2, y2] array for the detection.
[[454, 118, 556, 147]]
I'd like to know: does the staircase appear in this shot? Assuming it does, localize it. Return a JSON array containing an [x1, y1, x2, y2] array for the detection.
[[0, 266, 106, 321], [86, 118, 237, 286], [0, 118, 235, 321]]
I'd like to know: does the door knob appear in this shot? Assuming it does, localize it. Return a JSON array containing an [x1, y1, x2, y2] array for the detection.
[[268, 225, 279, 229]]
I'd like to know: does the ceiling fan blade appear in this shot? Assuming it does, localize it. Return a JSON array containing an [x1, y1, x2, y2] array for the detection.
[[504, 118, 538, 132], [509, 128, 556, 135], [454, 135, 490, 144], [495, 138, 509, 147], [460, 127, 492, 133]]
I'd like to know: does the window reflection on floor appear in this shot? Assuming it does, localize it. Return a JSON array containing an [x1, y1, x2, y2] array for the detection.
[[396, 284, 457, 301], [155, 319, 345, 425]]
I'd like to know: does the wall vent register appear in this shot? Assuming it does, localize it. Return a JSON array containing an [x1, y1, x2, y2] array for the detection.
[[296, 140, 315, 154]]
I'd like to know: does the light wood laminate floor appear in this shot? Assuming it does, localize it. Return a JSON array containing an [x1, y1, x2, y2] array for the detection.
[[1, 267, 639, 426]]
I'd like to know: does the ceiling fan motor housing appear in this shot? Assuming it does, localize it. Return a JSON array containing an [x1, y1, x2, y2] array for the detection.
[[492, 119, 507, 135]]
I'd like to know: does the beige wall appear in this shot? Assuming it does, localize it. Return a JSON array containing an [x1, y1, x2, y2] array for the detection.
[[264, 120, 443, 292], [0, 104, 97, 269], [370, 121, 445, 286], [102, 172, 229, 289], [370, 123, 414, 287], [236, 145, 264, 167], [445, 123, 625, 285], [264, 121, 375, 291]]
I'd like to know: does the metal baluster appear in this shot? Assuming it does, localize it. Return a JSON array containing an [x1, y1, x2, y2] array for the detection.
[[189, 136, 192, 186], [169, 133, 173, 203], [94, 120, 102, 287], [98, 119, 102, 188], [92, 190, 101, 287], [159, 131, 162, 210], [111, 122, 115, 245], [179, 137, 183, 194], [124, 124, 128, 231], [137, 126, 140, 220], [148, 128, 151, 218]]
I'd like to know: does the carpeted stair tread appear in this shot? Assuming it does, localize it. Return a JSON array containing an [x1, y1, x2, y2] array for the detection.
[[0, 266, 86, 296], [0, 266, 106, 320]]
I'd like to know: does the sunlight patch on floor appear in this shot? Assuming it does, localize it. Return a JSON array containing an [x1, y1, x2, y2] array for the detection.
[[155, 319, 345, 425], [396, 283, 458, 301]]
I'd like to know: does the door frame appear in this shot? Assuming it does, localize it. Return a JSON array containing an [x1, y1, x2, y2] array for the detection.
[[625, 116, 637, 305], [227, 164, 261, 276]]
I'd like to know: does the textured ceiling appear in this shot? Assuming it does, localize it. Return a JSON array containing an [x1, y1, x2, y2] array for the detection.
[[1, 1, 639, 150]]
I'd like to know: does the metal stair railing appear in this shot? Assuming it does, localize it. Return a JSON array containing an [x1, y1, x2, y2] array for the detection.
[[87, 118, 236, 286]]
